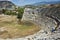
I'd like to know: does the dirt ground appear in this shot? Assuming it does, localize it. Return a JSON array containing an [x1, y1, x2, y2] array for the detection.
[[0, 14, 40, 39]]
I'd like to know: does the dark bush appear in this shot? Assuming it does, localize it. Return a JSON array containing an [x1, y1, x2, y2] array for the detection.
[[4, 10, 17, 15], [17, 7, 24, 19]]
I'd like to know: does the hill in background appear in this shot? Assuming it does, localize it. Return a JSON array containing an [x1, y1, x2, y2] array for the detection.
[[0, 1, 15, 10]]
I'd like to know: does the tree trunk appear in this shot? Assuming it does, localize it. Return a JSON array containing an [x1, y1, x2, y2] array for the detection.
[[18, 19, 22, 24]]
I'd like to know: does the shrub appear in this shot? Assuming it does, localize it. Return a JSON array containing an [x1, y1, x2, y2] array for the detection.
[[17, 7, 24, 24], [17, 7, 24, 19], [4, 10, 17, 15], [2, 9, 6, 13]]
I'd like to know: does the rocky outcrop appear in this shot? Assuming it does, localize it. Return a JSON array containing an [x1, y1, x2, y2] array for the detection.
[[22, 5, 60, 32], [0, 4, 60, 40]]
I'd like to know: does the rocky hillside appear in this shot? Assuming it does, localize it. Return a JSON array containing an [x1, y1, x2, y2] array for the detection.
[[0, 1, 15, 10], [22, 4, 60, 32], [33, 1, 60, 6]]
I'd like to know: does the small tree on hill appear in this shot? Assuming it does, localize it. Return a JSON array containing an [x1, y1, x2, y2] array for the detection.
[[17, 7, 24, 24]]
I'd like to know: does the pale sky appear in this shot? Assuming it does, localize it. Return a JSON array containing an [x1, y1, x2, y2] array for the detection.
[[0, 0, 60, 6]]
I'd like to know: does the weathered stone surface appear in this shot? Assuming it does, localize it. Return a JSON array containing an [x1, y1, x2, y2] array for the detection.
[[19, 5, 60, 40], [22, 5, 59, 32]]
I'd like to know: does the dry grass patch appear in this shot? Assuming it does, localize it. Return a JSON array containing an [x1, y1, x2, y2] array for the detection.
[[0, 15, 40, 39]]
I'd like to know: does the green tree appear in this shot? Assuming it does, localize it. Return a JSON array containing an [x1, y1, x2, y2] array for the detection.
[[17, 7, 24, 24], [2, 9, 6, 13]]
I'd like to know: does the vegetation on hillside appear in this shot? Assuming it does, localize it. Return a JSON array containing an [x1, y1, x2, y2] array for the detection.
[[17, 7, 24, 24], [17, 7, 24, 19], [2, 7, 24, 23]]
